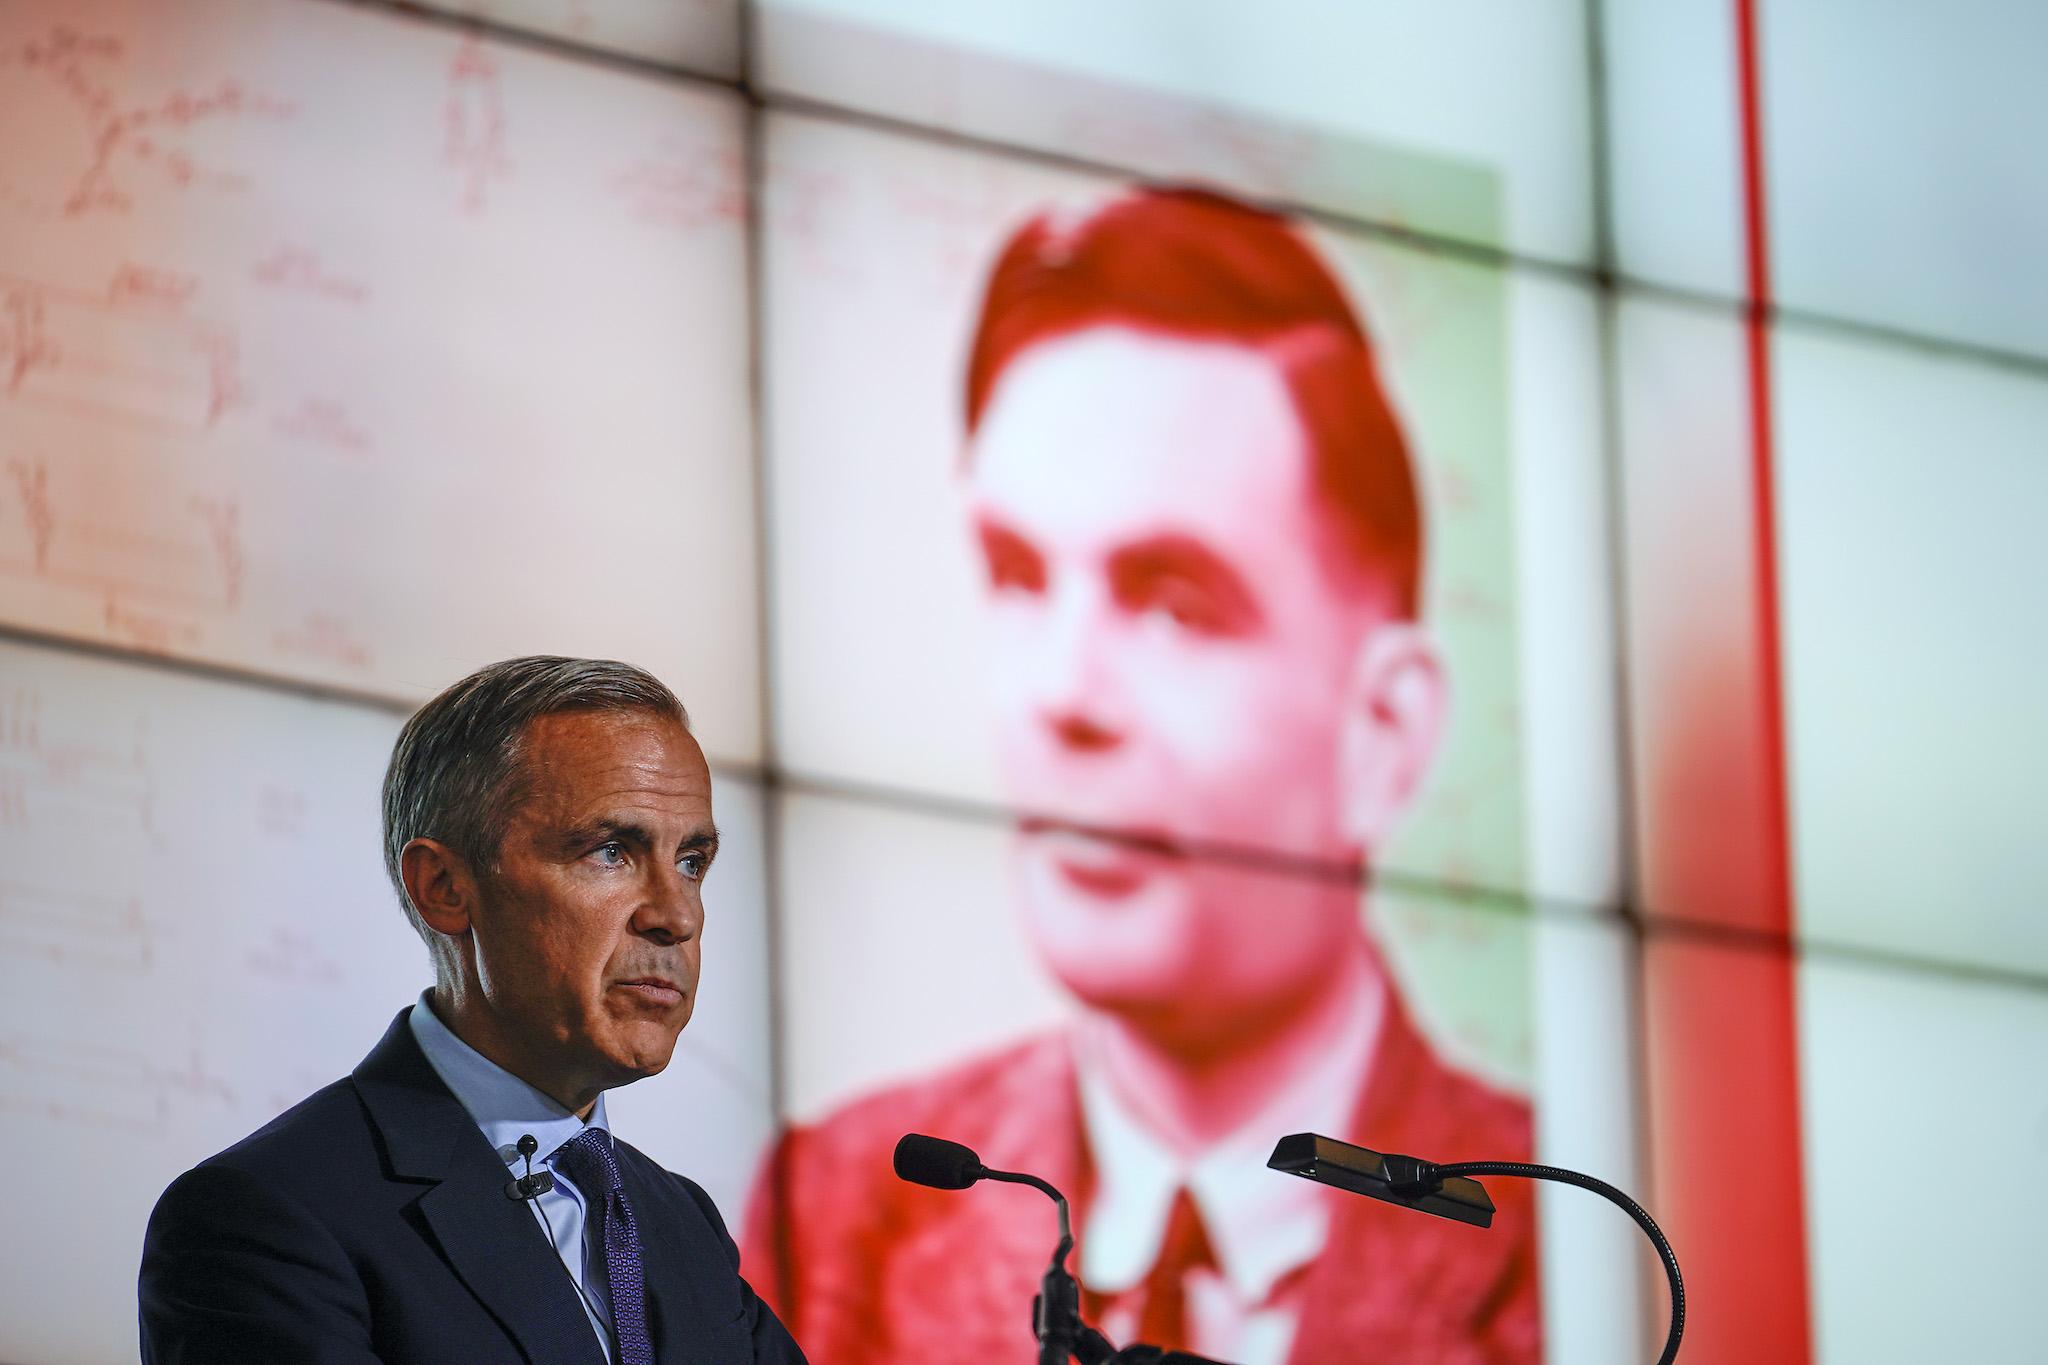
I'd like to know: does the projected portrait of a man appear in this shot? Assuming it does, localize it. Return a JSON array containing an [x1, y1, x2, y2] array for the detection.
[[746, 188, 1539, 1365]]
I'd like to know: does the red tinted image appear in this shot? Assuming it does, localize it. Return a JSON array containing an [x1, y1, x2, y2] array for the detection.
[[745, 188, 1539, 1365]]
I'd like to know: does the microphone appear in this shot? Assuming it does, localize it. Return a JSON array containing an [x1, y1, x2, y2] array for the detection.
[[894, 1133, 1111, 1364], [504, 1133, 556, 1202], [893, 1133, 986, 1190], [891, 1135, 1234, 1365]]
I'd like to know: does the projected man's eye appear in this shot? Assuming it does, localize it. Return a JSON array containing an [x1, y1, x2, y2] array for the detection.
[[1110, 537, 1262, 638], [976, 520, 1047, 594]]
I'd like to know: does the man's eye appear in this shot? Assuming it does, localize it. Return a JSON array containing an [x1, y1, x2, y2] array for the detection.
[[1140, 578, 1225, 634], [679, 853, 708, 882], [592, 841, 628, 867], [978, 527, 1046, 594], [988, 554, 1044, 593]]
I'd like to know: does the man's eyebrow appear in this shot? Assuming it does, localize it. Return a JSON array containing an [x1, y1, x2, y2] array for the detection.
[[557, 817, 651, 852], [556, 818, 718, 857], [1108, 533, 1264, 620]]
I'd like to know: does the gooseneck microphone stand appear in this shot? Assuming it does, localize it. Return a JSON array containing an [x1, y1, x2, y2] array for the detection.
[[893, 1134, 1228, 1365], [1432, 1159, 1682, 1365], [1269, 1133, 1686, 1364], [977, 1163, 1116, 1365]]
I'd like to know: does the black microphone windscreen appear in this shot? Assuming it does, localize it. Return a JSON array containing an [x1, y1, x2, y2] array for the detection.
[[893, 1133, 985, 1190]]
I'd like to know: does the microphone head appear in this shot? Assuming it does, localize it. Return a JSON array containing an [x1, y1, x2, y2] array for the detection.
[[893, 1133, 986, 1190]]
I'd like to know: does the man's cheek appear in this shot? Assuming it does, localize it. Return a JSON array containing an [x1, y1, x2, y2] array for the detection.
[[1129, 661, 1262, 770], [983, 601, 1046, 669], [979, 631, 1034, 717]]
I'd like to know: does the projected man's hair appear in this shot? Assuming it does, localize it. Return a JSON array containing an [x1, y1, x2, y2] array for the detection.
[[964, 186, 1425, 617]]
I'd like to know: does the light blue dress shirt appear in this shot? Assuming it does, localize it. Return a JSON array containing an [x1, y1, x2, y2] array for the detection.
[[408, 991, 619, 1363]]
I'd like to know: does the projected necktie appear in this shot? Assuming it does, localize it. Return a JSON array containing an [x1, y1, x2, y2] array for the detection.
[[553, 1127, 655, 1365], [1135, 1187, 1217, 1353]]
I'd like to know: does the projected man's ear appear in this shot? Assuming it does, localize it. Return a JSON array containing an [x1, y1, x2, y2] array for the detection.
[[1338, 621, 1447, 857]]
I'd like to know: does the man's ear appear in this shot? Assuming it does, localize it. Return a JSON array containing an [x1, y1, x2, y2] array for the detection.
[[1338, 622, 1448, 854], [400, 837, 482, 942]]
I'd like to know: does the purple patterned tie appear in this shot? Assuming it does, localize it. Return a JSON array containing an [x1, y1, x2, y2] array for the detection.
[[553, 1127, 655, 1365]]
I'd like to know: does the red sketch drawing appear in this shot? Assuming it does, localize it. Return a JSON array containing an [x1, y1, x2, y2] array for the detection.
[[246, 924, 344, 987], [191, 496, 244, 607], [0, 461, 248, 638], [0, 687, 154, 835], [774, 164, 863, 287], [271, 611, 373, 672], [6, 459, 55, 571], [611, 139, 745, 235], [443, 37, 511, 216], [252, 245, 372, 305], [0, 1035, 155, 1132], [155, 1041, 240, 1114], [109, 262, 198, 309], [0, 1033, 238, 1133], [1, 284, 57, 393], [0, 273, 243, 430], [102, 599, 205, 656], [0, 882, 154, 975], [274, 396, 373, 458], [0, 686, 43, 754], [1, 24, 291, 218]]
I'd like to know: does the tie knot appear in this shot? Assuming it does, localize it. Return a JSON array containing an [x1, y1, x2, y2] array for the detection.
[[551, 1126, 623, 1199], [1133, 1187, 1217, 1353], [1155, 1187, 1217, 1280]]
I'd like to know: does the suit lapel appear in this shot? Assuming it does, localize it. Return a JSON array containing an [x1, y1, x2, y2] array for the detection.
[[352, 1009, 608, 1365]]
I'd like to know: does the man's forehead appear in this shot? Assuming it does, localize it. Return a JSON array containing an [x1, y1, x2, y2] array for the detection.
[[967, 327, 1312, 550], [514, 711, 710, 812]]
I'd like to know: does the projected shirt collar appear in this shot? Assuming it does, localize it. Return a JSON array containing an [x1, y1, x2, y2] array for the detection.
[[1073, 975, 1383, 1313]]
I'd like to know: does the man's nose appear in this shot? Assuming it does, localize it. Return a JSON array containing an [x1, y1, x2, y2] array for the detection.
[[1030, 581, 1122, 754], [634, 865, 703, 945]]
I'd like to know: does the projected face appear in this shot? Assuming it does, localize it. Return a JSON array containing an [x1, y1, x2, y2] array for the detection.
[[472, 710, 718, 1098], [967, 326, 1415, 1045]]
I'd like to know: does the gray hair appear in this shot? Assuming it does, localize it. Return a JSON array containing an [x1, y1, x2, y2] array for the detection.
[[380, 655, 688, 941]]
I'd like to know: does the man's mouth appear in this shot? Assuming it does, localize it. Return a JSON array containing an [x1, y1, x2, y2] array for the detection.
[[613, 977, 685, 1008], [1019, 817, 1185, 899]]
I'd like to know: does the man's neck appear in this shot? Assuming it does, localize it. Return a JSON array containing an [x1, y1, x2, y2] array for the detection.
[[1082, 937, 1384, 1157], [427, 982, 601, 1119]]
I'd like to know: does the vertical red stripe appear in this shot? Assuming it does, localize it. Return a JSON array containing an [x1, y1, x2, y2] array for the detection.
[[1643, 937, 1812, 1361], [1737, 0, 1790, 913], [1641, 5, 1817, 1361]]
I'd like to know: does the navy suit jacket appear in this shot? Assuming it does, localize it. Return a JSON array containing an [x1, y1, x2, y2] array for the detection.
[[140, 1009, 805, 1364]]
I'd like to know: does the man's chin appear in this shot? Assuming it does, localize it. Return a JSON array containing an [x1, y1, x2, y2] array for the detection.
[[597, 1024, 688, 1084], [1037, 941, 1202, 1014], [1025, 871, 1200, 973]]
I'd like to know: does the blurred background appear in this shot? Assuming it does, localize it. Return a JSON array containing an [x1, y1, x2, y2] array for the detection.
[[0, 2, 2042, 1362]]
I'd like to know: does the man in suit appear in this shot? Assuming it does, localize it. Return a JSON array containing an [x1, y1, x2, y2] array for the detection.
[[743, 189, 1539, 1363], [141, 656, 805, 1364]]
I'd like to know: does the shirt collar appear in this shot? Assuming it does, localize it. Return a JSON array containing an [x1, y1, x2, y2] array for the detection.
[[1075, 977, 1383, 1305], [407, 990, 610, 1171]]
